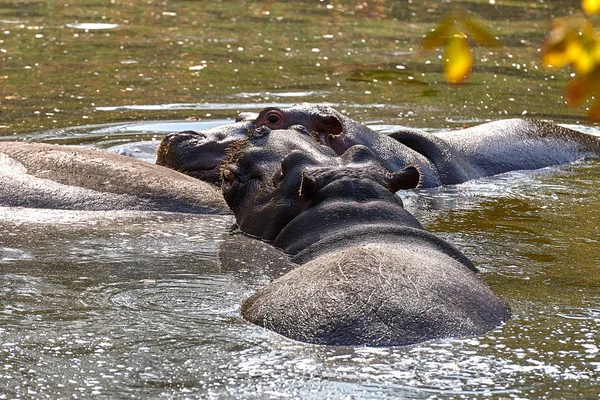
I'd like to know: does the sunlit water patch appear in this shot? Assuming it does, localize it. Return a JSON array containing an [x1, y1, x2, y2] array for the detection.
[[0, 119, 236, 162], [0, 119, 231, 145], [233, 91, 331, 99], [65, 23, 120, 30]]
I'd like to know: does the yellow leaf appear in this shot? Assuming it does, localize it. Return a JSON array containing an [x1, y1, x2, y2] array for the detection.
[[540, 41, 571, 69], [443, 33, 473, 84], [540, 16, 599, 70], [540, 19, 571, 68], [423, 16, 455, 51], [582, 0, 600, 15], [593, 40, 600, 62], [570, 43, 596, 74], [565, 67, 600, 106]]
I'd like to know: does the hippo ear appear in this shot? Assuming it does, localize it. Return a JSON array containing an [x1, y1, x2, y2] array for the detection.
[[315, 114, 343, 137], [341, 145, 376, 164], [388, 166, 421, 192]]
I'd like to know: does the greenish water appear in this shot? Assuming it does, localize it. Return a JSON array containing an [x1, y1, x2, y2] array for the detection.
[[1, 1, 600, 399], [0, 0, 590, 135]]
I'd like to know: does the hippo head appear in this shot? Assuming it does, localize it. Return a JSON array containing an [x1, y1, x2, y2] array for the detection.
[[156, 121, 253, 184], [298, 147, 421, 203], [221, 126, 420, 243], [221, 125, 334, 240], [237, 104, 350, 155]]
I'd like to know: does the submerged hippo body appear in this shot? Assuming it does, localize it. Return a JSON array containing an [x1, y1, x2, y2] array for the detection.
[[0, 142, 229, 214], [158, 103, 600, 188], [221, 126, 510, 347]]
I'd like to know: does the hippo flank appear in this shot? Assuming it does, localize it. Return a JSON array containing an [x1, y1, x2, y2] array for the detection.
[[0, 142, 229, 214], [221, 125, 510, 347]]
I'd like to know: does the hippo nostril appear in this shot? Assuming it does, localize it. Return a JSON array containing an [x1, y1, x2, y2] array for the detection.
[[252, 126, 271, 138], [236, 112, 259, 122], [160, 133, 178, 146]]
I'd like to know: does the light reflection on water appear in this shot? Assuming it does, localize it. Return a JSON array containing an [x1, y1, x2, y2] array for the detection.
[[0, 120, 599, 398]]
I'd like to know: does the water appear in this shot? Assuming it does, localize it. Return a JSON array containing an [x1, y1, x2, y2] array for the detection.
[[1, 1, 600, 399]]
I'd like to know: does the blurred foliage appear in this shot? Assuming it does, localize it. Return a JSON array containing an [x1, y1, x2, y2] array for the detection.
[[422, 12, 501, 84], [541, 1, 600, 122], [426, 0, 600, 122]]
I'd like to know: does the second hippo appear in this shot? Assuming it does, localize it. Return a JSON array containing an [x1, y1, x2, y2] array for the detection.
[[157, 103, 600, 188]]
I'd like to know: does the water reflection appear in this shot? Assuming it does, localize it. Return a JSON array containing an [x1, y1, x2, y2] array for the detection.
[[65, 23, 119, 30], [95, 102, 298, 112]]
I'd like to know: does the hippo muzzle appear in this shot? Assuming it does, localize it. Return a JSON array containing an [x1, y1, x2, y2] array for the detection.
[[156, 121, 254, 184]]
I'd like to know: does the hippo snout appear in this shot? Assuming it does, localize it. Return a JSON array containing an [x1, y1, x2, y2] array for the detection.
[[156, 131, 202, 167], [155, 121, 256, 184], [156, 130, 241, 184]]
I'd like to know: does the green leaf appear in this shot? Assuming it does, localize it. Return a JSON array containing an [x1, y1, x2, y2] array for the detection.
[[423, 16, 455, 51], [462, 16, 501, 48]]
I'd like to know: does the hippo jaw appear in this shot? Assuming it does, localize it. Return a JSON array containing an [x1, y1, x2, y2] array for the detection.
[[221, 127, 338, 241], [222, 148, 320, 242], [156, 134, 228, 182]]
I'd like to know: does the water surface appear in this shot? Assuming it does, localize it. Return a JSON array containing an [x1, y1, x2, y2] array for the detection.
[[1, 1, 599, 399]]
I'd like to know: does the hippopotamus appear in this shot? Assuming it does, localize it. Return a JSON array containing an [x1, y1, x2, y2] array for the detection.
[[0, 142, 229, 214], [157, 103, 600, 188], [221, 125, 510, 346]]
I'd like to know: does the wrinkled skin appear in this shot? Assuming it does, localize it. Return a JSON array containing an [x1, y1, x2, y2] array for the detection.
[[0, 142, 229, 214], [159, 103, 600, 187], [222, 126, 510, 347]]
